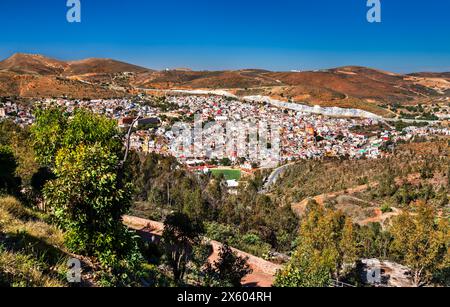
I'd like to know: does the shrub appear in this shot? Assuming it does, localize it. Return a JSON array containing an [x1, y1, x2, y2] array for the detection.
[[380, 203, 393, 214], [0, 145, 20, 195], [204, 244, 252, 287]]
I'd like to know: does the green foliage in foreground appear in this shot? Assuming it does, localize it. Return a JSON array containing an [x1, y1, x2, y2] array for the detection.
[[274, 257, 331, 288], [204, 244, 252, 287], [33, 108, 144, 285], [162, 212, 204, 285], [44, 145, 140, 267], [390, 201, 449, 287], [276, 199, 450, 287], [275, 202, 358, 287], [0, 145, 20, 195], [31, 108, 122, 167]]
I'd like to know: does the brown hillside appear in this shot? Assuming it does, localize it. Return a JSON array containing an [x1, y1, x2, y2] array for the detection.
[[17, 75, 128, 99], [0, 71, 127, 99], [409, 72, 450, 80], [266, 67, 425, 102], [0, 53, 68, 75], [1, 54, 449, 113], [131, 69, 278, 89], [64, 58, 150, 75]]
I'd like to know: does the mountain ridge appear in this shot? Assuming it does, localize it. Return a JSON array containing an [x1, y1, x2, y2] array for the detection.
[[1, 53, 449, 116], [4, 53, 448, 77]]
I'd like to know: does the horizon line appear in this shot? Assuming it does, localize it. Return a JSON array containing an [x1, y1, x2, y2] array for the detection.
[[2, 52, 450, 75]]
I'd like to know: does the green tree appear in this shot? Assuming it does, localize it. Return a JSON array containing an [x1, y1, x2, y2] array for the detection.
[[33, 109, 142, 285], [377, 167, 398, 197], [206, 176, 225, 205], [357, 222, 392, 259], [275, 203, 359, 287], [43, 144, 138, 265], [204, 243, 252, 287], [0, 120, 38, 188], [274, 250, 331, 287], [32, 108, 122, 167], [162, 212, 204, 284], [181, 187, 207, 221], [220, 158, 232, 167], [390, 201, 449, 287], [340, 219, 359, 271], [0, 145, 20, 195], [31, 108, 68, 166], [30, 167, 55, 196], [420, 161, 434, 179], [0, 119, 24, 146]]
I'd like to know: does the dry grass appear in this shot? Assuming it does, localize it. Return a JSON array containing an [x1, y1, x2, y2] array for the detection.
[[0, 196, 37, 220], [0, 250, 65, 287], [0, 196, 68, 287]]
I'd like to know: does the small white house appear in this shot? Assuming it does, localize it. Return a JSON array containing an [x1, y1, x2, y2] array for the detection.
[[226, 180, 239, 188]]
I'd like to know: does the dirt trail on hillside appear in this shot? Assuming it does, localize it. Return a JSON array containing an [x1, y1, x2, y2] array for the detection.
[[290, 174, 423, 224], [123, 215, 281, 287], [291, 182, 377, 218]]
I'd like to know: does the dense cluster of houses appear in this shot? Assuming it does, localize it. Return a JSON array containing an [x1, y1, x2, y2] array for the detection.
[[1, 95, 449, 170], [0, 101, 34, 126], [38, 98, 160, 120], [164, 95, 389, 162]]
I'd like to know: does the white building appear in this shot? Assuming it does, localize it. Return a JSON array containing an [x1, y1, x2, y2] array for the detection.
[[226, 179, 239, 188]]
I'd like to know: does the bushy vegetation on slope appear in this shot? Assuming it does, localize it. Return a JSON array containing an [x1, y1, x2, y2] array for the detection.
[[0, 196, 68, 287], [1, 109, 254, 287], [1, 107, 448, 287]]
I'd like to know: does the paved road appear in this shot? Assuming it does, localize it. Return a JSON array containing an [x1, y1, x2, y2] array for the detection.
[[383, 117, 440, 124], [261, 162, 296, 193], [135, 87, 444, 125]]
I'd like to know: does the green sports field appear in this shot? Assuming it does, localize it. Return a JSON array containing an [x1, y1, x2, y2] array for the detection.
[[210, 169, 241, 181]]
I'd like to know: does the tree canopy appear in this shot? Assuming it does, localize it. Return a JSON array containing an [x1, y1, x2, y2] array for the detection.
[[275, 202, 359, 287], [204, 243, 252, 287], [162, 212, 204, 284], [390, 201, 449, 287], [32, 108, 142, 285], [32, 108, 122, 167], [0, 145, 20, 195]]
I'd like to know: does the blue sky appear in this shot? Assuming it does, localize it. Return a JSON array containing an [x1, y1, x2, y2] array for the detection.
[[1, 0, 450, 72]]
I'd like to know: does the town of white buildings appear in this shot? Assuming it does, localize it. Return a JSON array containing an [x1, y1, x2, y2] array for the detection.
[[1, 95, 449, 171]]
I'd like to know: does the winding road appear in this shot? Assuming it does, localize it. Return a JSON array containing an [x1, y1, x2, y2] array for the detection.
[[260, 162, 296, 193]]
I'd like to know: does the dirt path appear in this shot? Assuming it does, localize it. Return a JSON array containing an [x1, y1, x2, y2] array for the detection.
[[291, 182, 376, 217], [359, 207, 402, 226], [291, 182, 408, 226], [123, 215, 281, 287], [292, 173, 423, 221]]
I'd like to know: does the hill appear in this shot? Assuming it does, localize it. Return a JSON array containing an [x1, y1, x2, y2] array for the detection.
[[0, 53, 68, 75], [0, 71, 129, 99], [409, 72, 450, 80], [269, 140, 449, 223], [131, 66, 450, 116], [0, 54, 150, 98], [64, 58, 151, 75], [0, 53, 150, 76], [1, 53, 450, 115], [405, 72, 450, 95], [131, 69, 280, 89]]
